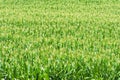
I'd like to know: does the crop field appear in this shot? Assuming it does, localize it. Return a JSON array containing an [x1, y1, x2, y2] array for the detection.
[[0, 0, 120, 80]]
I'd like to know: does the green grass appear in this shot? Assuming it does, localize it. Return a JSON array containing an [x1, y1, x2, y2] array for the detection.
[[0, 0, 120, 79]]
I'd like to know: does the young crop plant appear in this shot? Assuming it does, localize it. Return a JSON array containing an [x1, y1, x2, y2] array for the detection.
[[0, 0, 120, 80]]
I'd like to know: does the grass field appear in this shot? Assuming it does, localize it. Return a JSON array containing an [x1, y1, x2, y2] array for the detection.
[[0, 0, 120, 79]]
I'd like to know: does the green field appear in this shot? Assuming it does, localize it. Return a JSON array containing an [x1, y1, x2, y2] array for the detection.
[[0, 0, 120, 79]]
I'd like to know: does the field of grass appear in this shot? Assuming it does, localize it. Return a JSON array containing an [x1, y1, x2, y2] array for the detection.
[[0, 0, 120, 79]]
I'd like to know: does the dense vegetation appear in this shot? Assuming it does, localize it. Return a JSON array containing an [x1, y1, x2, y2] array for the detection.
[[0, 0, 120, 79]]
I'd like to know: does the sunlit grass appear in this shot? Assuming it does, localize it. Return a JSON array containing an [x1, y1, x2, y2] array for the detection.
[[0, 0, 120, 79]]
